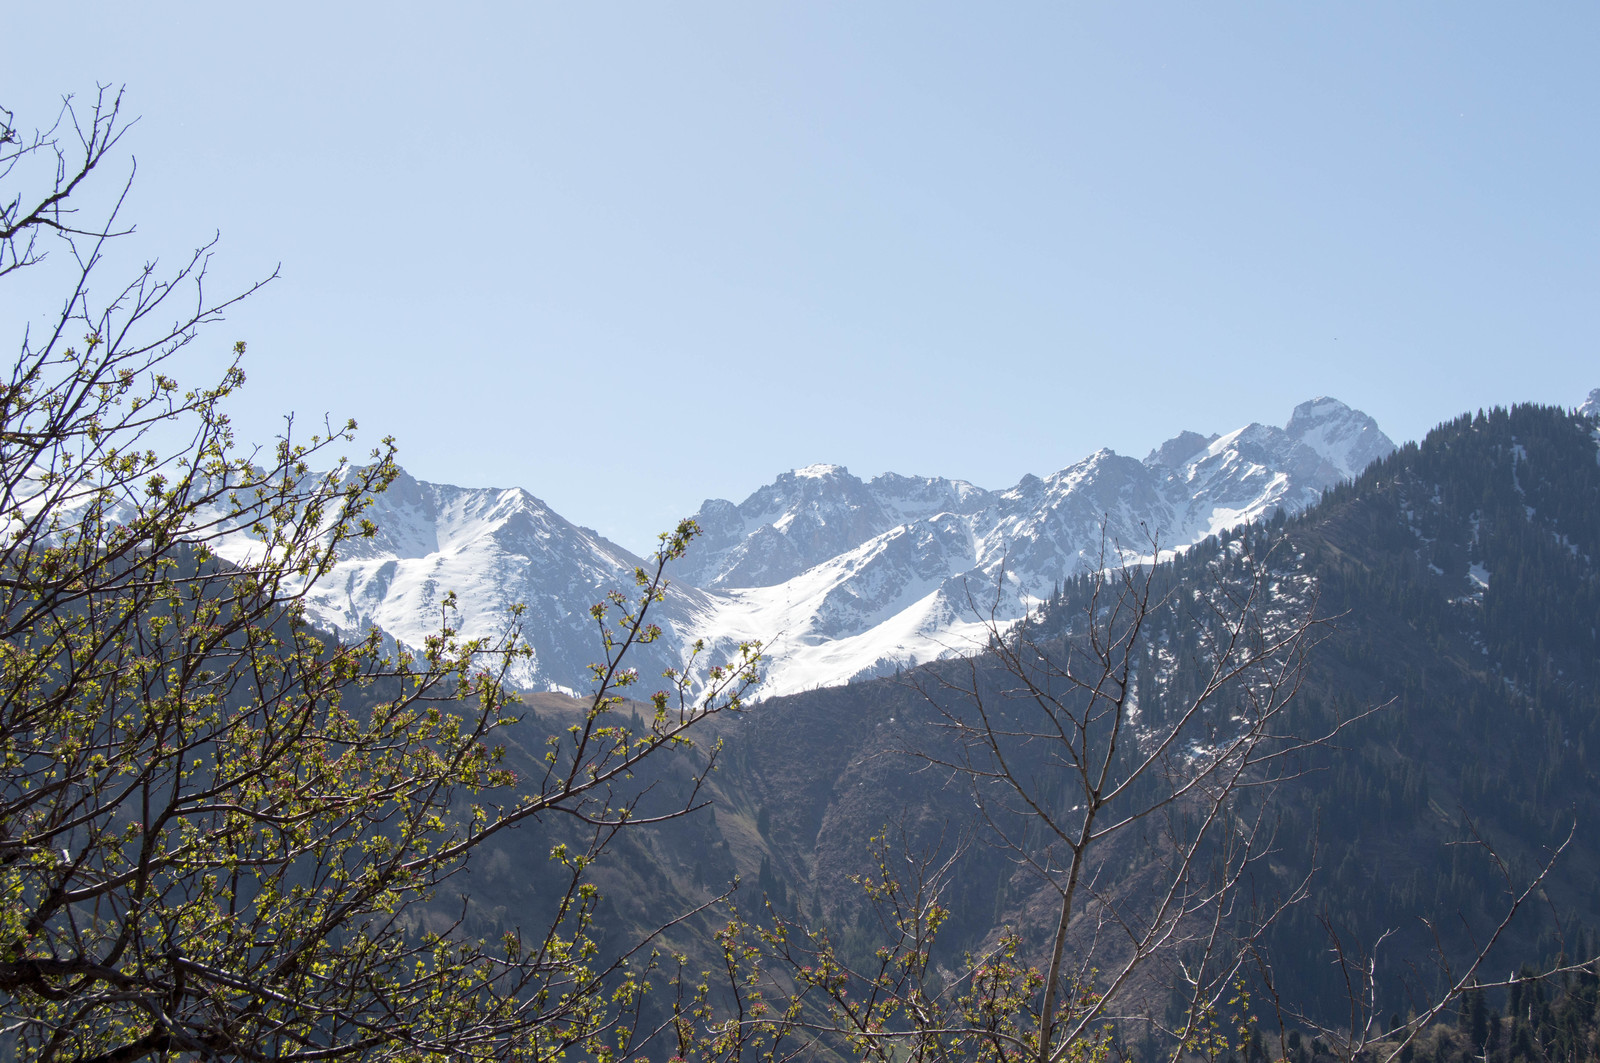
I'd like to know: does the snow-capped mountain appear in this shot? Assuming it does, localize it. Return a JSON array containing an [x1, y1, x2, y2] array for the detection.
[[278, 397, 1397, 697], [1580, 388, 1600, 419], [682, 397, 1393, 695], [288, 468, 706, 691], [676, 466, 988, 590]]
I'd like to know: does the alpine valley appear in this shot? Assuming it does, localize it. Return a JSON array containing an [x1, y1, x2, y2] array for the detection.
[[297, 396, 1395, 697]]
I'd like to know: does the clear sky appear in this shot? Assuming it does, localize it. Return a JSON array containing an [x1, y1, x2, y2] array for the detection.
[[5, 4, 1596, 553]]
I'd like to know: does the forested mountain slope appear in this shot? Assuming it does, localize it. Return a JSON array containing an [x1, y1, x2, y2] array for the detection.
[[1253, 401, 1600, 1011], [656, 401, 1600, 1027], [401, 400, 1600, 1058]]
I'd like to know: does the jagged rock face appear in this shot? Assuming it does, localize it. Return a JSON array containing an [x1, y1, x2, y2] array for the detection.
[[676, 464, 987, 590], [266, 397, 1407, 699], [1144, 430, 1219, 468], [287, 468, 699, 692], [694, 398, 1398, 695], [1580, 388, 1600, 419], [1285, 396, 1394, 479]]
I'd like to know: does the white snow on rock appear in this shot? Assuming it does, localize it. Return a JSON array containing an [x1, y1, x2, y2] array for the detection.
[[1285, 396, 1394, 480], [220, 467, 708, 692], [260, 398, 1396, 700], [1579, 388, 1600, 420]]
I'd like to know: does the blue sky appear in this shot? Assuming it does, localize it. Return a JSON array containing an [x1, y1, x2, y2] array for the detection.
[[5, 4, 1596, 552]]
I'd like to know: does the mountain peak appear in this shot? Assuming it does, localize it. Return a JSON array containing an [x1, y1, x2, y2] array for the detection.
[[1286, 395, 1355, 424], [1285, 396, 1394, 479], [1579, 387, 1600, 419], [1145, 430, 1221, 468], [794, 463, 850, 479]]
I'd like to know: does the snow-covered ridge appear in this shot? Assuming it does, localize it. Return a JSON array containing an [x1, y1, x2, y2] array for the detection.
[[1580, 388, 1600, 420], [275, 396, 1399, 698], [245, 468, 709, 691]]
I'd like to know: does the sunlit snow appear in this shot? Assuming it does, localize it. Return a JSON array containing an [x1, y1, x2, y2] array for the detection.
[[209, 398, 1400, 699]]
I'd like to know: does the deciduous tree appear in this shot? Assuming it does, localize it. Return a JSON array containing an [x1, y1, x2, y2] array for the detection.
[[0, 88, 759, 1062]]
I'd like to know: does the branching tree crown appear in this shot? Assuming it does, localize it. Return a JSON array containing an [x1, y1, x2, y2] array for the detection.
[[0, 88, 761, 1062]]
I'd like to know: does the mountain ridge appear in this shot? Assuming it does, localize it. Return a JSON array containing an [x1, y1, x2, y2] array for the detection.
[[265, 396, 1402, 695]]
